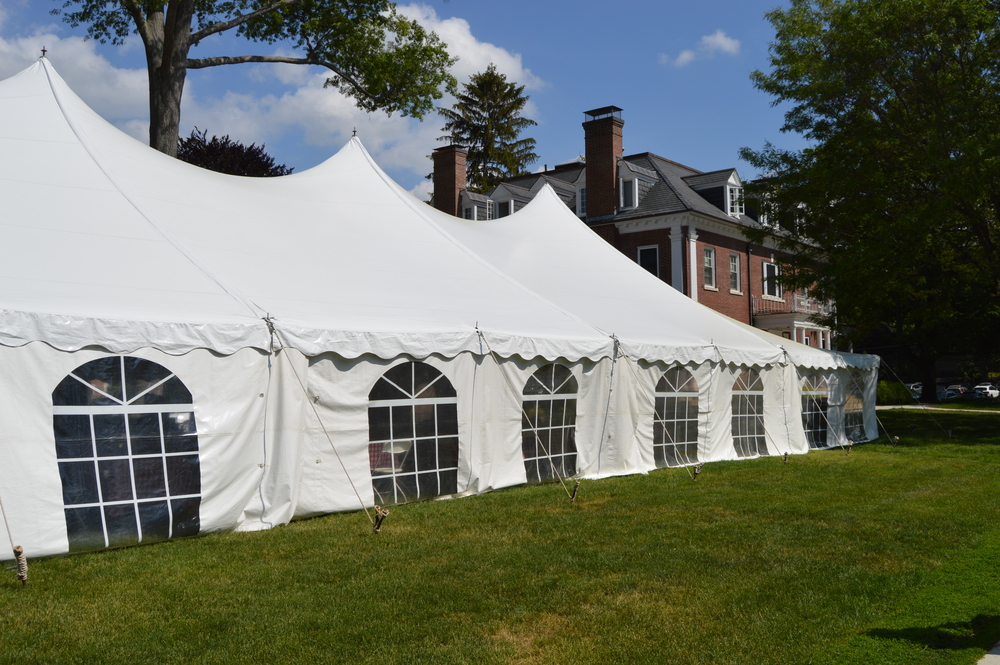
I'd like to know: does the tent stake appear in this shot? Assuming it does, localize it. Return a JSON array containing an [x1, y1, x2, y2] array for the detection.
[[372, 506, 389, 533], [569, 480, 581, 503], [692, 464, 703, 481], [783, 452, 789, 464], [6, 546, 27, 586]]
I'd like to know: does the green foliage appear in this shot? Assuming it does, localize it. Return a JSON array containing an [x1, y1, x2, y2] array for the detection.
[[741, 0, 1000, 377], [52, 1, 457, 154], [6, 411, 1000, 663], [877, 380, 915, 405], [438, 64, 538, 193], [177, 127, 293, 176]]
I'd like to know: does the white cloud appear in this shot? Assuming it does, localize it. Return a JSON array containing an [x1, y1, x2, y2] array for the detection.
[[0, 2, 544, 187], [701, 29, 740, 55], [662, 29, 741, 68], [0, 31, 148, 124]]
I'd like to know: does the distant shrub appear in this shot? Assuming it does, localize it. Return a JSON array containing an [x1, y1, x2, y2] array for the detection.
[[878, 381, 915, 405]]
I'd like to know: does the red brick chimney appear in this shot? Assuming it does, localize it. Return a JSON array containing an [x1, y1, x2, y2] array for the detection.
[[431, 145, 467, 217], [583, 106, 624, 220]]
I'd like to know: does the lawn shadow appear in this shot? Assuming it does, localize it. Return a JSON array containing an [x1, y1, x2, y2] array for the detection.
[[865, 614, 1000, 653]]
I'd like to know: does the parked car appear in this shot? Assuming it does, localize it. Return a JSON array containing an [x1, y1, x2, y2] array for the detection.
[[974, 383, 999, 398]]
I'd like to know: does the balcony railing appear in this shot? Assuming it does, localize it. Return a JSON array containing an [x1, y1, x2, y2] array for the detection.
[[752, 293, 832, 317]]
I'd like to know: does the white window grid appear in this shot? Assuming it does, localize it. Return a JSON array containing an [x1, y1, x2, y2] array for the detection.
[[368, 364, 459, 506], [730, 253, 741, 292], [704, 247, 716, 288], [763, 261, 782, 298], [801, 373, 830, 450], [844, 371, 866, 442], [653, 367, 699, 468], [522, 364, 579, 484], [52, 357, 200, 551], [728, 186, 744, 215], [732, 368, 767, 458]]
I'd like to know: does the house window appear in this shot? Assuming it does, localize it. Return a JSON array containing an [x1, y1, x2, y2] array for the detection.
[[578, 188, 587, 215], [728, 186, 744, 216], [463, 207, 473, 220], [621, 179, 635, 208], [801, 372, 829, 449], [844, 370, 866, 443], [763, 261, 782, 298], [653, 367, 699, 467], [497, 201, 511, 218], [703, 248, 716, 288], [368, 362, 459, 506], [729, 254, 741, 292], [732, 368, 767, 458], [638, 245, 659, 277], [522, 364, 578, 483], [52, 356, 201, 552]]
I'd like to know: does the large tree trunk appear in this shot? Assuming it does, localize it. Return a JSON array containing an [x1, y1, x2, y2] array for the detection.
[[140, 2, 195, 157]]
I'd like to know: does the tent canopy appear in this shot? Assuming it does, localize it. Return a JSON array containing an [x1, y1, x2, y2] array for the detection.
[[0, 58, 869, 370]]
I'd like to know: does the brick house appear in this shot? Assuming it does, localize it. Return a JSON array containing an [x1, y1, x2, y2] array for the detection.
[[431, 107, 833, 348]]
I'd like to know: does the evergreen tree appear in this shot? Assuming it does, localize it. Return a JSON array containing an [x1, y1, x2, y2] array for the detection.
[[177, 128, 293, 177], [438, 64, 538, 193]]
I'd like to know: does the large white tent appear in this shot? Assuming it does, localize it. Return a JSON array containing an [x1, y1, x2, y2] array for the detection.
[[0, 59, 878, 558]]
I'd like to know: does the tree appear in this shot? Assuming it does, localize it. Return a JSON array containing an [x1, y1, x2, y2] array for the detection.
[[740, 0, 1000, 401], [438, 64, 538, 192], [53, 1, 457, 157], [177, 127, 293, 176]]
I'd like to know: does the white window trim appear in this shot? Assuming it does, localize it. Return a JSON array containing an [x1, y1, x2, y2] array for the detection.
[[762, 260, 783, 300], [729, 253, 742, 294], [703, 247, 716, 289], [728, 185, 744, 216], [637, 245, 659, 277]]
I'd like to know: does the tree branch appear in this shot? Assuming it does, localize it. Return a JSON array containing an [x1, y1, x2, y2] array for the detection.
[[122, 0, 151, 43], [190, 0, 302, 43], [185, 55, 378, 102]]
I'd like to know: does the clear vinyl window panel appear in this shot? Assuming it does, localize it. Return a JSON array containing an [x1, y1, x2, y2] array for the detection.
[[844, 370, 866, 442], [801, 372, 829, 449], [653, 366, 699, 467], [368, 362, 459, 506], [51, 356, 201, 552], [732, 368, 767, 458], [522, 364, 579, 483]]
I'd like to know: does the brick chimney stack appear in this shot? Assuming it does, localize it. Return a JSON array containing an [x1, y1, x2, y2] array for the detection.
[[582, 106, 624, 220], [431, 145, 467, 217]]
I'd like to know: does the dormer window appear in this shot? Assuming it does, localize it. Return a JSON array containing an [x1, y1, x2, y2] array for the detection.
[[728, 186, 744, 216], [621, 179, 636, 209], [497, 200, 511, 218]]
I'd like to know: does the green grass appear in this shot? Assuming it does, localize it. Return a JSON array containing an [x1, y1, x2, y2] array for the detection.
[[4, 410, 1000, 664]]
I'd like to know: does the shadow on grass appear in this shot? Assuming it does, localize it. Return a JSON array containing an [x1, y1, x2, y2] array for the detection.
[[865, 614, 1000, 653], [877, 410, 1000, 448]]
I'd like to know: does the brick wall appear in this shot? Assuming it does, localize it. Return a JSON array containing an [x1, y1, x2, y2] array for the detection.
[[431, 145, 467, 217], [583, 116, 624, 219]]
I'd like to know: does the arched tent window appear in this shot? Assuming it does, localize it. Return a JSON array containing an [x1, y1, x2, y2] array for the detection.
[[844, 370, 866, 442], [801, 372, 829, 449], [522, 364, 578, 483], [368, 362, 459, 506], [51, 356, 201, 552], [653, 366, 699, 467], [732, 368, 767, 458]]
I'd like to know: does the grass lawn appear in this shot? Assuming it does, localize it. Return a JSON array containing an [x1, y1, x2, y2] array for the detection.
[[3, 410, 1000, 664]]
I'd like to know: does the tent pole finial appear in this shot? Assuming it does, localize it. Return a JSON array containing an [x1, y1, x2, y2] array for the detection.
[[40, 47, 47, 58]]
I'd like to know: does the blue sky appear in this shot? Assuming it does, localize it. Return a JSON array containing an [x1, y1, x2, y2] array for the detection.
[[0, 0, 804, 196]]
